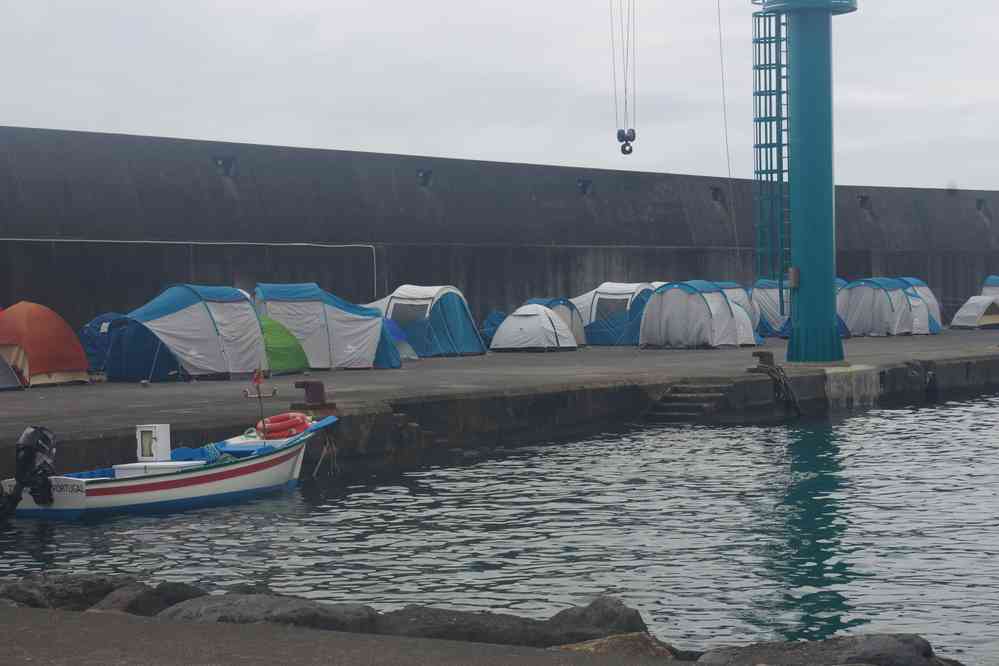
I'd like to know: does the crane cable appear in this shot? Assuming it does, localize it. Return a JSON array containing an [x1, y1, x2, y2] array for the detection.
[[609, 1, 638, 155], [716, 0, 740, 244]]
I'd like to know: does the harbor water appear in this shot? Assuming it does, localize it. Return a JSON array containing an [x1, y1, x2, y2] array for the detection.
[[2, 396, 998, 663]]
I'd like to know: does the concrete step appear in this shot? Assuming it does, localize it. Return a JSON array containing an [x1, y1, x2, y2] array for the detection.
[[669, 383, 732, 394], [649, 402, 716, 415], [661, 392, 726, 403]]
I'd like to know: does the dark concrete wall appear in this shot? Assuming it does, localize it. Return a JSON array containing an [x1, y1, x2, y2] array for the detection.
[[2, 125, 998, 326]]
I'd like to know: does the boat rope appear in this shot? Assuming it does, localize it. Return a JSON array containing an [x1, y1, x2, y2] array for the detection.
[[764, 364, 801, 417], [716, 0, 739, 244]]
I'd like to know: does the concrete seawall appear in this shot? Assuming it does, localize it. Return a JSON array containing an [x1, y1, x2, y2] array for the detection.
[[2, 332, 998, 479], [2, 126, 999, 326]]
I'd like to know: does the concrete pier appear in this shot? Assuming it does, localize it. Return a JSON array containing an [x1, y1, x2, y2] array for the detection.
[[2, 330, 999, 477]]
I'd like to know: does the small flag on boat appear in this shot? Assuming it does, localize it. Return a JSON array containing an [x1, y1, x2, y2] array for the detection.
[[252, 369, 263, 386]]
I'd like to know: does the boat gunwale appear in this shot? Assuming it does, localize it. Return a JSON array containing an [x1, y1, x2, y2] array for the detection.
[[66, 432, 317, 487]]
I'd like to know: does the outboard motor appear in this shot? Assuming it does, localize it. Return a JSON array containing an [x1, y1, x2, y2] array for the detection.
[[0, 426, 57, 519]]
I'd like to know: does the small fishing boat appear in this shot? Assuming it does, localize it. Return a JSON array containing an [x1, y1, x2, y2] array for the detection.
[[0, 413, 336, 521]]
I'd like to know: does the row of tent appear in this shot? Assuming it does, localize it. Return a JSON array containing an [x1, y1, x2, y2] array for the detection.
[[485, 276, 952, 352], [6, 274, 999, 390], [1, 283, 489, 388]]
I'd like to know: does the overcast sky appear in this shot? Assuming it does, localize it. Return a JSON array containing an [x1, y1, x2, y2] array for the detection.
[[1, 2, 995, 189]]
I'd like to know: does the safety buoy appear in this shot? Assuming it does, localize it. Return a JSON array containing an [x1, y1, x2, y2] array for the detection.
[[257, 412, 311, 440]]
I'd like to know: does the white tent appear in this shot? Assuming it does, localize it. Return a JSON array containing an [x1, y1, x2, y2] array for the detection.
[[836, 278, 914, 337], [255, 283, 399, 370], [129, 285, 266, 377], [714, 282, 759, 329], [367, 285, 485, 357], [525, 298, 587, 346], [490, 304, 577, 351], [732, 303, 758, 347], [952, 295, 999, 329], [898, 278, 942, 330], [639, 281, 741, 348]]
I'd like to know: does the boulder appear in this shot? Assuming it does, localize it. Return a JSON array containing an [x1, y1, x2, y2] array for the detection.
[[556, 632, 680, 659], [375, 605, 554, 647], [89, 581, 207, 616], [157, 593, 379, 633], [0, 598, 20, 608], [544, 596, 649, 645], [375, 596, 649, 648], [696, 634, 962, 666], [0, 574, 136, 610]]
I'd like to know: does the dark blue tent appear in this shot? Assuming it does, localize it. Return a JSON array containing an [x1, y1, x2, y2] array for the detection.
[[479, 310, 507, 348], [79, 314, 181, 382]]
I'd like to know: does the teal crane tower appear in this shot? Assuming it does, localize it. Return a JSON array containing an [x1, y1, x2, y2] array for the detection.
[[752, 0, 856, 363]]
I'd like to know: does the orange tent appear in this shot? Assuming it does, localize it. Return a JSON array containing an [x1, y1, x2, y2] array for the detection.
[[0, 302, 89, 386]]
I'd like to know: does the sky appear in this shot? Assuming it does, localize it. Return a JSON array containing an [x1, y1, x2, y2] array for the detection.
[[0, 1, 995, 190]]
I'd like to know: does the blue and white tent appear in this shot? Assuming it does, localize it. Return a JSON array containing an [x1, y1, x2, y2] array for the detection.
[[130, 285, 267, 376], [525, 297, 587, 345], [640, 280, 753, 348], [571, 282, 653, 346], [751, 278, 790, 337], [82, 285, 266, 381], [983, 276, 999, 297], [367, 285, 485, 357], [255, 283, 400, 369], [837, 278, 939, 336], [711, 281, 759, 330], [897, 278, 942, 333], [754, 277, 851, 338]]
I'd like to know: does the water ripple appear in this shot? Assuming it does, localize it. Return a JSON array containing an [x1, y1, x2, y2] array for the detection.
[[2, 397, 999, 662]]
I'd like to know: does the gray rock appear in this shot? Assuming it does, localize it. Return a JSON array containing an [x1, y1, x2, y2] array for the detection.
[[0, 573, 136, 610], [89, 581, 207, 616], [157, 593, 378, 633], [375, 596, 649, 648], [555, 632, 681, 659], [0, 597, 20, 608], [696, 634, 959, 666], [545, 596, 649, 645], [376, 605, 554, 647]]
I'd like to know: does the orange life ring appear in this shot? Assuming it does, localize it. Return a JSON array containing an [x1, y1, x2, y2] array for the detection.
[[257, 412, 310, 440]]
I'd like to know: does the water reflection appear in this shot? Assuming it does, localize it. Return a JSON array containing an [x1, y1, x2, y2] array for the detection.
[[765, 425, 866, 641]]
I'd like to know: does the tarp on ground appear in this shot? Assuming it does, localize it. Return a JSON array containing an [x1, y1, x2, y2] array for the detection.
[[261, 316, 308, 375]]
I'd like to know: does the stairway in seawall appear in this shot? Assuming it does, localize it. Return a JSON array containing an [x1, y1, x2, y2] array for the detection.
[[645, 383, 734, 424]]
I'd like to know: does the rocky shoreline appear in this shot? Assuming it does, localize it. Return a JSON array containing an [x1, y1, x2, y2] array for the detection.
[[0, 574, 965, 665]]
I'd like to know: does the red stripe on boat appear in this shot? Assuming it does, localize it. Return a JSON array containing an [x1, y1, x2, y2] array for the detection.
[[86, 446, 302, 497]]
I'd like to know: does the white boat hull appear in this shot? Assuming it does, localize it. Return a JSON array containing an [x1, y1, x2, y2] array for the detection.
[[4, 439, 308, 520]]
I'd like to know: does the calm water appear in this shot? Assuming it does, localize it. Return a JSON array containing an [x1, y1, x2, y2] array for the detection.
[[2, 397, 999, 663]]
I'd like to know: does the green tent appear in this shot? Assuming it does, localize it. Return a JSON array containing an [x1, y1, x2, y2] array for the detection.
[[261, 316, 308, 376]]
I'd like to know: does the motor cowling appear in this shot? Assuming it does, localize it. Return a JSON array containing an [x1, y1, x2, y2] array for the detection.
[[14, 426, 57, 506]]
